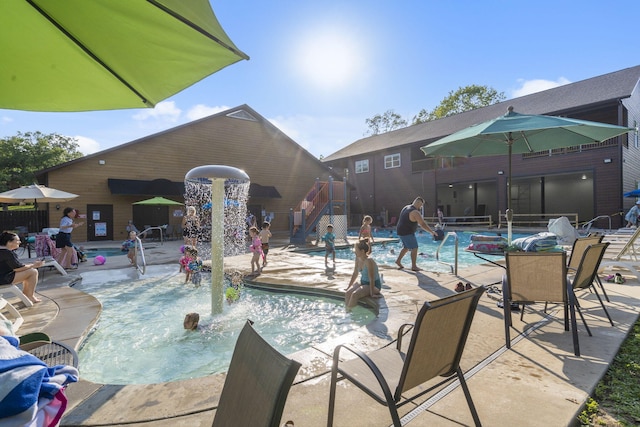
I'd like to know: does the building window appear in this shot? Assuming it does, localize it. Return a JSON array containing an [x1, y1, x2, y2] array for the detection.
[[355, 159, 369, 173], [384, 153, 401, 169]]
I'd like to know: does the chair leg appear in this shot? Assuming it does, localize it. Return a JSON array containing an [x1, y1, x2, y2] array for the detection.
[[594, 276, 610, 303], [327, 363, 339, 427], [590, 285, 614, 326], [502, 278, 512, 349], [567, 289, 581, 357], [457, 368, 482, 427]]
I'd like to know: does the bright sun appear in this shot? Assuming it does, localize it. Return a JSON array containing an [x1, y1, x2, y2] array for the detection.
[[294, 29, 363, 90]]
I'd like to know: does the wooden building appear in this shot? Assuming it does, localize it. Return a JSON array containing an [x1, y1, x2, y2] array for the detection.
[[323, 65, 640, 229], [37, 105, 338, 241]]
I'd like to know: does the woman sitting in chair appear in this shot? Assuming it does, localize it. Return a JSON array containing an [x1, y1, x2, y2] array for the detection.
[[0, 232, 44, 304]]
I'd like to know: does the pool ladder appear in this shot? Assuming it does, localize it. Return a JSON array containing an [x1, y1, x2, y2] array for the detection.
[[434, 232, 458, 275], [133, 236, 146, 275]]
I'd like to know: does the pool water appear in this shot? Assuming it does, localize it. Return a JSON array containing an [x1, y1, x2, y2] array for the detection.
[[83, 247, 126, 258], [318, 230, 526, 273], [75, 265, 374, 385]]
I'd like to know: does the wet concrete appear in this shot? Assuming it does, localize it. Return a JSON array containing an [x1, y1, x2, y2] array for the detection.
[[7, 232, 640, 426]]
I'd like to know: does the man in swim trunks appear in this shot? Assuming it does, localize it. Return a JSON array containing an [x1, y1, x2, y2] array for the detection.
[[395, 197, 437, 271]]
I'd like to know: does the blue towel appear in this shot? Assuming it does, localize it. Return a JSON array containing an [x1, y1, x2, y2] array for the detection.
[[510, 232, 559, 252], [0, 335, 78, 423]]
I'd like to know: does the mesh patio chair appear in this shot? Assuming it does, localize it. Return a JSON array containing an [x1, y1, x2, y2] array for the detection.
[[327, 287, 484, 427], [212, 320, 301, 427], [503, 251, 589, 357], [570, 242, 614, 327], [567, 235, 610, 302]]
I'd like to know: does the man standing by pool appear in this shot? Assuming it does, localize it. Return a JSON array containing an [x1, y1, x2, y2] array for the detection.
[[395, 197, 437, 271]]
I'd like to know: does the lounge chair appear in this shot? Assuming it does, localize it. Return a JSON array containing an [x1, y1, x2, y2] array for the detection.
[[570, 242, 614, 327], [0, 284, 33, 307], [327, 287, 484, 427], [600, 226, 640, 280], [503, 251, 588, 357], [212, 320, 301, 427], [567, 235, 609, 302], [0, 297, 24, 332]]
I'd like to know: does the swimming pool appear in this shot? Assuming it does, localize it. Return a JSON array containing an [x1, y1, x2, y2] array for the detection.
[[317, 230, 525, 272], [83, 247, 126, 258], [75, 265, 374, 385]]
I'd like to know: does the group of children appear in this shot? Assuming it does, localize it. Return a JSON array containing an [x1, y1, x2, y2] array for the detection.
[[179, 245, 203, 285]]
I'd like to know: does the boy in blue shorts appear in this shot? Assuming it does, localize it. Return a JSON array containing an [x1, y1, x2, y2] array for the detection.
[[321, 224, 336, 266]]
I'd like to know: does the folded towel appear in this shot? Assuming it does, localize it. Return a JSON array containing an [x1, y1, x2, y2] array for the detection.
[[510, 232, 559, 252]]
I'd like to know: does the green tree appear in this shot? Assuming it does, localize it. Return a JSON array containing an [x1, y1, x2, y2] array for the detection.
[[0, 132, 83, 191], [412, 85, 505, 124], [364, 109, 408, 136]]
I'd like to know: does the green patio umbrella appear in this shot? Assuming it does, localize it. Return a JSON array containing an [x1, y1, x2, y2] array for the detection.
[[421, 106, 633, 242], [133, 196, 183, 206], [0, 0, 248, 111]]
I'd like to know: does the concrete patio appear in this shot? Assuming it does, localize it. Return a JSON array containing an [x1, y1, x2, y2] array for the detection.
[[7, 232, 640, 426]]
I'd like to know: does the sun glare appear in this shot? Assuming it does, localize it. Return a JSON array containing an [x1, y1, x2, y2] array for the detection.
[[294, 29, 363, 90]]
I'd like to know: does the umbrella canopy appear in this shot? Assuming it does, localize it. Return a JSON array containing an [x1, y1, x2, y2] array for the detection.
[[133, 196, 183, 206], [0, 0, 248, 111], [421, 107, 632, 240], [0, 184, 78, 204], [624, 189, 640, 198]]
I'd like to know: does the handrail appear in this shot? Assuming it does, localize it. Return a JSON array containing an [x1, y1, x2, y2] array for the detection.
[[139, 225, 167, 245], [434, 231, 458, 275], [133, 236, 146, 275], [581, 215, 612, 234]]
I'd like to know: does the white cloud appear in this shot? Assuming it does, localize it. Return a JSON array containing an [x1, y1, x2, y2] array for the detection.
[[74, 135, 101, 155], [132, 101, 182, 123], [512, 77, 571, 97], [186, 104, 230, 121], [268, 114, 364, 158], [1, 116, 13, 124]]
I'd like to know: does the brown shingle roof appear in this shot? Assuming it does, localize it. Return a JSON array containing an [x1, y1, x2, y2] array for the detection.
[[323, 65, 640, 162]]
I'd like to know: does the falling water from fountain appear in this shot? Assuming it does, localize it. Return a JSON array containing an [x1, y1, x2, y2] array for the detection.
[[185, 165, 250, 314]]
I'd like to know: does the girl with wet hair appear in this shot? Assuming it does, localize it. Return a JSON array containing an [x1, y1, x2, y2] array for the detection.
[[344, 238, 382, 309]]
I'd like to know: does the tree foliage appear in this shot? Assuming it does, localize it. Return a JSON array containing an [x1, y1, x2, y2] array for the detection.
[[0, 132, 83, 192], [412, 85, 505, 124], [364, 110, 408, 136]]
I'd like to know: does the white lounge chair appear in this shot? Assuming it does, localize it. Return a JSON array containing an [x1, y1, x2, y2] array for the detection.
[[0, 297, 24, 333], [601, 227, 640, 280], [0, 284, 33, 308]]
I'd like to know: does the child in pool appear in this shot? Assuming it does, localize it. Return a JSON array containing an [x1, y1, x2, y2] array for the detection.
[[248, 226, 263, 275], [358, 215, 375, 251], [258, 221, 272, 268], [121, 231, 137, 265], [180, 246, 197, 282], [345, 239, 382, 309], [187, 249, 203, 285]]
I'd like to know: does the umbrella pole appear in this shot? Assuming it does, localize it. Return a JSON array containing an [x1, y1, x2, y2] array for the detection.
[[506, 135, 513, 244]]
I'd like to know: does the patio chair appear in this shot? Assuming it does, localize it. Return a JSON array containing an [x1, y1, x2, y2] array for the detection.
[[327, 287, 484, 427], [212, 320, 301, 427], [600, 226, 640, 281], [0, 297, 24, 332], [567, 235, 609, 302], [503, 251, 588, 357], [570, 242, 614, 327]]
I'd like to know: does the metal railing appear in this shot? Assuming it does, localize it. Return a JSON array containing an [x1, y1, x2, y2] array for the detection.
[[498, 212, 579, 228], [425, 215, 493, 227], [140, 225, 167, 245], [133, 236, 146, 275], [581, 215, 612, 235], [434, 231, 458, 275]]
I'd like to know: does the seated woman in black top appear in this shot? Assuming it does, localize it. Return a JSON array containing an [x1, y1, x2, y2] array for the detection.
[[0, 231, 44, 303]]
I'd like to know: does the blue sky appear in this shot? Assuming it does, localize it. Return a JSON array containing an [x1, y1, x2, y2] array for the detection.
[[1, 1, 638, 159]]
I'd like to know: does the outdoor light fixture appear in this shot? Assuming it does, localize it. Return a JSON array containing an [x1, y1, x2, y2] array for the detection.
[[603, 158, 612, 164], [468, 184, 473, 189], [448, 184, 453, 188], [99, 160, 106, 165], [581, 174, 587, 180], [497, 170, 504, 175]]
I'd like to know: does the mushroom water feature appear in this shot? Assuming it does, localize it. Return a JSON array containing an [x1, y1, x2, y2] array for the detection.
[[185, 165, 250, 314]]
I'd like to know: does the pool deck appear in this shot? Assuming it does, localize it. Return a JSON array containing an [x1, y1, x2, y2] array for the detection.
[[8, 232, 640, 426]]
